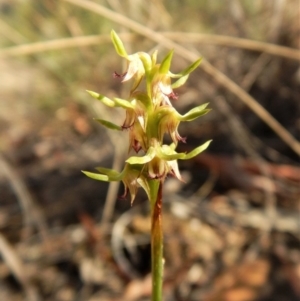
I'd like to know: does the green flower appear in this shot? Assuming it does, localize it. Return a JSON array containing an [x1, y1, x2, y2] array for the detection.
[[126, 139, 212, 181], [83, 139, 211, 204], [151, 73, 175, 107], [149, 49, 202, 107], [86, 90, 151, 152], [128, 120, 147, 153], [82, 163, 149, 205], [111, 30, 152, 93], [154, 103, 211, 145], [115, 52, 145, 92], [121, 91, 151, 131]]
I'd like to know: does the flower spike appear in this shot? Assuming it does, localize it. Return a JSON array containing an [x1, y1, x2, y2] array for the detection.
[[84, 32, 211, 203]]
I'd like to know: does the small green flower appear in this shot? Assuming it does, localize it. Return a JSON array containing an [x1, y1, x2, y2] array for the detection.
[[152, 73, 174, 107], [111, 30, 153, 93], [128, 120, 147, 153], [126, 139, 212, 183], [153, 103, 210, 145], [116, 53, 146, 92], [82, 163, 149, 205], [121, 91, 151, 131]]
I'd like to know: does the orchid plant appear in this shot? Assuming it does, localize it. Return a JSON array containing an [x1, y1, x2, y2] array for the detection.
[[83, 30, 211, 301]]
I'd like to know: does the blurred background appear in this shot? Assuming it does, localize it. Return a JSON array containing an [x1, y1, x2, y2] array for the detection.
[[0, 0, 299, 300]]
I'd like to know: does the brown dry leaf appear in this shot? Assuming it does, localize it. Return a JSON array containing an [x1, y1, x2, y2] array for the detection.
[[282, 262, 300, 296], [188, 219, 223, 260], [123, 274, 151, 301], [207, 259, 270, 301], [74, 115, 91, 136], [236, 259, 270, 287], [131, 215, 151, 233], [213, 271, 236, 291], [66, 103, 92, 136], [55, 286, 75, 301], [224, 286, 257, 301], [80, 258, 105, 284]]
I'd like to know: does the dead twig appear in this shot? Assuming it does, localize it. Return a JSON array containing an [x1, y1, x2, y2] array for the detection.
[[241, 0, 287, 91], [0, 153, 48, 239], [0, 233, 40, 301]]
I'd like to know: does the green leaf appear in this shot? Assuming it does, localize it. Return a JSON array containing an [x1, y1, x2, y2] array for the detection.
[[126, 147, 156, 164], [180, 103, 211, 121], [159, 50, 174, 74], [86, 90, 115, 107], [82, 170, 110, 182], [184, 140, 212, 160], [111, 30, 128, 58], [113, 97, 134, 109], [94, 119, 122, 131]]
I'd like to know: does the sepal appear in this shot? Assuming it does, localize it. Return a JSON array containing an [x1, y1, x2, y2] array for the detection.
[[114, 97, 135, 109], [138, 52, 152, 74], [169, 58, 202, 88], [94, 119, 122, 131], [86, 90, 115, 107], [171, 74, 189, 89], [184, 140, 212, 160], [126, 146, 156, 164], [179, 103, 210, 121], [169, 58, 202, 78], [82, 171, 111, 182], [111, 30, 128, 58], [159, 50, 174, 74]]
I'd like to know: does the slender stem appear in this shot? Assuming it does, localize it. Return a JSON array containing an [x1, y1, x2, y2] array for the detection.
[[149, 179, 163, 301]]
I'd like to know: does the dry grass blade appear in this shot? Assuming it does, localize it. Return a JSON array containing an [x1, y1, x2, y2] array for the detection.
[[0, 34, 134, 58], [166, 32, 300, 61], [0, 154, 48, 239], [61, 0, 300, 156], [101, 135, 126, 231], [1, 33, 299, 61], [0, 233, 40, 301], [0, 18, 27, 44]]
